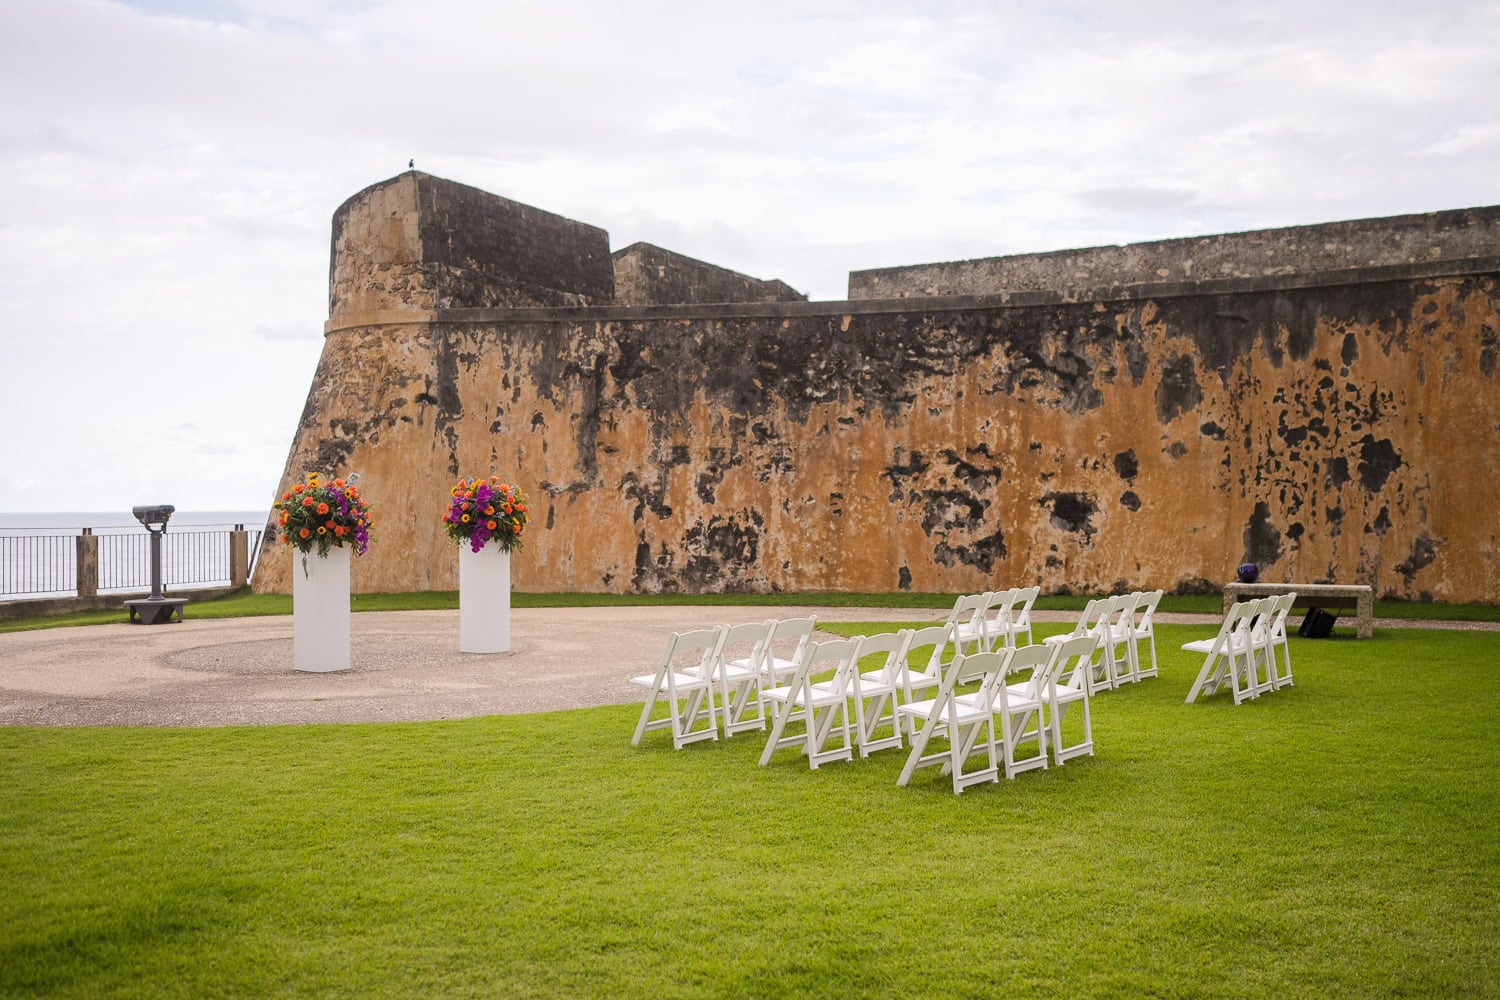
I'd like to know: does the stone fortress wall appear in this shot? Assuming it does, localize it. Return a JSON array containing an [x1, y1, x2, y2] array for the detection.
[[253, 171, 1500, 603]]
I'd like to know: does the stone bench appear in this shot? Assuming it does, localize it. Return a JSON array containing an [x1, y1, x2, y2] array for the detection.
[[1222, 582, 1373, 638]]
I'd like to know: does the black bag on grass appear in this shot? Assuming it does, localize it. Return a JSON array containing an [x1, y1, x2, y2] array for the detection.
[[1299, 607, 1337, 638]]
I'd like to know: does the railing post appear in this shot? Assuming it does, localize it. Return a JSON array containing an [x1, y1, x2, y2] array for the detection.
[[230, 525, 249, 589], [76, 529, 99, 599]]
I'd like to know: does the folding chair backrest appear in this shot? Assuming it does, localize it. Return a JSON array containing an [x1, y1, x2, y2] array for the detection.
[[795, 637, 863, 697], [1051, 633, 1101, 691], [983, 588, 1021, 647], [946, 592, 990, 630], [946, 647, 1010, 697], [715, 620, 773, 675], [664, 627, 723, 687], [760, 615, 818, 678], [906, 623, 957, 675], [1109, 591, 1142, 632], [1269, 592, 1297, 635], [1135, 589, 1163, 629], [852, 630, 913, 686], [1010, 585, 1040, 628], [1001, 641, 1062, 702], [1071, 597, 1110, 637]]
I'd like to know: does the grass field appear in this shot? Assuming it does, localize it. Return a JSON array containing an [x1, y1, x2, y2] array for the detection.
[[1, 624, 1496, 997]]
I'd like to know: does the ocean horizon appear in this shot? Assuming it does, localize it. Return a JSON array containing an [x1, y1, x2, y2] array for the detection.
[[0, 510, 270, 534]]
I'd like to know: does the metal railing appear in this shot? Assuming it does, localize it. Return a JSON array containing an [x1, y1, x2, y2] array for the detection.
[[0, 526, 263, 600]]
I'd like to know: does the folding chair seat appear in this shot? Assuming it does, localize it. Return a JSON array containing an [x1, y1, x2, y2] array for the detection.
[[759, 637, 863, 769], [732, 615, 817, 686], [1267, 592, 1297, 690], [1129, 589, 1164, 680], [1182, 600, 1261, 704], [948, 592, 996, 655], [1044, 633, 1101, 764], [986, 641, 1064, 779], [997, 585, 1041, 648], [820, 630, 910, 756], [630, 627, 723, 749], [710, 620, 775, 736], [896, 647, 1012, 794]]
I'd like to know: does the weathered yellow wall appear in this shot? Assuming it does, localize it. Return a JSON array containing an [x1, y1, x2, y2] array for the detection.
[[253, 272, 1500, 601]]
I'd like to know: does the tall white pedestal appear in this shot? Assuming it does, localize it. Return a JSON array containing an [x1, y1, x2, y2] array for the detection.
[[460, 544, 511, 654], [293, 546, 351, 672]]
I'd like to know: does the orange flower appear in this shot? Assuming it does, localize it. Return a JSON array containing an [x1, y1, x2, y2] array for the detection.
[[486, 520, 497, 530], [299, 527, 311, 539], [501, 503, 512, 513], [316, 502, 330, 515], [302, 497, 315, 507], [325, 519, 335, 528], [484, 506, 494, 515], [292, 484, 304, 494], [335, 526, 345, 536], [281, 491, 291, 501]]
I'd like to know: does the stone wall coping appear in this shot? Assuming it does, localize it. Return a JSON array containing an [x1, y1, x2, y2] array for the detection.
[[323, 255, 1499, 335]]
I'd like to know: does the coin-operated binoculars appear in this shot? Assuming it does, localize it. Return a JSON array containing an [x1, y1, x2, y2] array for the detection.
[[125, 504, 187, 624]]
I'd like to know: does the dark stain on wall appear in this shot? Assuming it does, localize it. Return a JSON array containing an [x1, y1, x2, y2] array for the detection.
[[1156, 354, 1202, 423], [1113, 450, 1139, 482], [1243, 501, 1283, 566], [1396, 535, 1439, 579], [1357, 436, 1403, 493], [1041, 492, 1098, 541], [1120, 491, 1141, 511]]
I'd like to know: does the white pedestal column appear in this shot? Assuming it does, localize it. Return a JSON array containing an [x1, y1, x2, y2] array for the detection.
[[293, 545, 351, 672], [460, 544, 511, 653]]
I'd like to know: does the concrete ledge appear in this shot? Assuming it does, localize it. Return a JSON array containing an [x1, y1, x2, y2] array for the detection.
[[0, 586, 238, 621], [1224, 582, 1374, 638]]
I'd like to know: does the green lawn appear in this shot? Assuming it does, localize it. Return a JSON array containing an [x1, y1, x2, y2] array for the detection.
[[3, 587, 1497, 633], [1, 624, 1496, 998]]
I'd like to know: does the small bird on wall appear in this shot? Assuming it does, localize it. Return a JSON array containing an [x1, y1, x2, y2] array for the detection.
[[409, 158, 414, 169]]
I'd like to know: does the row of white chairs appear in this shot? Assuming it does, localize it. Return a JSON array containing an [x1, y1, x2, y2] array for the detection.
[[946, 588, 1165, 694], [1182, 593, 1296, 704], [630, 619, 1103, 794]]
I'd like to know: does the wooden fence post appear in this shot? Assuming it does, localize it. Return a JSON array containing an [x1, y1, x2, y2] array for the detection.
[[76, 529, 99, 599], [229, 527, 249, 589]]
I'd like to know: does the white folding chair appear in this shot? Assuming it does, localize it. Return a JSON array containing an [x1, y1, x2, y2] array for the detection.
[[630, 627, 722, 749], [710, 620, 774, 736], [1046, 597, 1117, 694], [948, 592, 995, 654], [1104, 591, 1142, 686], [734, 615, 817, 686], [1183, 600, 1261, 704], [896, 647, 1012, 794], [759, 637, 862, 769], [1267, 592, 1297, 690], [826, 630, 910, 756], [1130, 589, 1164, 680], [1045, 632, 1101, 764], [998, 585, 1041, 648], [1246, 598, 1279, 697], [988, 641, 1063, 779]]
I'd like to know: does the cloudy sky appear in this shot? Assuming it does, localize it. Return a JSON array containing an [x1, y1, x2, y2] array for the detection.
[[2, 0, 1497, 515]]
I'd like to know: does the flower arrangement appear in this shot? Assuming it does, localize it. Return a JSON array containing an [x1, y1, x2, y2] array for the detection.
[[273, 472, 373, 557], [445, 476, 529, 553]]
